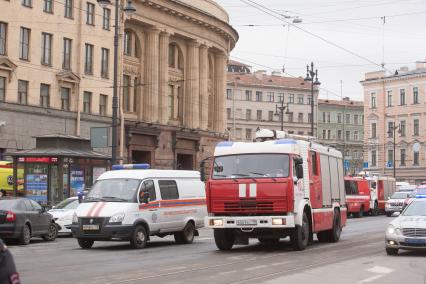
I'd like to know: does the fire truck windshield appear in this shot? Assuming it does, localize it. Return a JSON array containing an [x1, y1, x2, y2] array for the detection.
[[212, 154, 290, 179]]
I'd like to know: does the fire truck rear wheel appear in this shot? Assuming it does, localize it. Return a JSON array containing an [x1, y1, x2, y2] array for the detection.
[[214, 229, 235, 251], [355, 206, 364, 218], [328, 209, 341, 243], [316, 231, 329, 243], [174, 222, 195, 244], [291, 212, 309, 251]]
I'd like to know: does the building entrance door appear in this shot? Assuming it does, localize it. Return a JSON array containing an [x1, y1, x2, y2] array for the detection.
[[176, 154, 194, 170]]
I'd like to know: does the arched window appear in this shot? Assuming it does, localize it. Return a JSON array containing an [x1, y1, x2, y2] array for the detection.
[[123, 29, 140, 58], [168, 43, 183, 69]]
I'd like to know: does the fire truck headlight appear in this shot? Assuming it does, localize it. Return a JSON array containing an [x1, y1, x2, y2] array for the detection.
[[272, 218, 286, 225], [210, 219, 223, 226], [109, 212, 125, 223], [387, 225, 395, 235]]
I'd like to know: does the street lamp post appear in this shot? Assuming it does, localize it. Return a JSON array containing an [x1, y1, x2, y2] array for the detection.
[[97, 0, 136, 165], [304, 62, 320, 137], [387, 123, 401, 178], [274, 100, 288, 131]]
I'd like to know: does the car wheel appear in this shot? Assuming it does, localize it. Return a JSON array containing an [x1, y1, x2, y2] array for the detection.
[[42, 223, 58, 241], [386, 247, 398, 255], [130, 225, 147, 249], [78, 239, 94, 249], [214, 229, 235, 251], [174, 222, 195, 244], [291, 212, 310, 251], [19, 224, 31, 245]]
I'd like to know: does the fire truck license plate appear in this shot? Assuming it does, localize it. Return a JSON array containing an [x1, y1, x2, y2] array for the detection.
[[236, 219, 257, 226], [82, 225, 100, 231]]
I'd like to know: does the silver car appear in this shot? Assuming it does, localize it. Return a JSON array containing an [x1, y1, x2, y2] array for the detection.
[[385, 191, 411, 217], [385, 199, 426, 255]]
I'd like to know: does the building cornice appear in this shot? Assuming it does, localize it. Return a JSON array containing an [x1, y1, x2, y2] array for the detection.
[[360, 71, 426, 85]]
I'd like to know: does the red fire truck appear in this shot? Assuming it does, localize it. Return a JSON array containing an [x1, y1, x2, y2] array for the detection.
[[201, 129, 347, 251], [345, 177, 371, 218], [364, 174, 396, 214]]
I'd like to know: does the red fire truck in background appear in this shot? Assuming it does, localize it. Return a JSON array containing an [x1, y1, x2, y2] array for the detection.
[[345, 177, 371, 218], [201, 129, 347, 251]]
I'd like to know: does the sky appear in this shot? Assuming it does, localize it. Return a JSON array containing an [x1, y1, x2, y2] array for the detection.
[[216, 0, 426, 101]]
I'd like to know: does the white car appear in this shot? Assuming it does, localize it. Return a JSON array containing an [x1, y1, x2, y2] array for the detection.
[[385, 191, 411, 217], [49, 197, 80, 234], [385, 198, 426, 255]]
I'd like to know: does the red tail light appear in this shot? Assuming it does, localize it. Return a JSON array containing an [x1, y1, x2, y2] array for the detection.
[[6, 211, 16, 222]]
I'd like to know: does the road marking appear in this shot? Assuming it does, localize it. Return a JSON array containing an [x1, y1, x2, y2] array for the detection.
[[272, 261, 290, 266], [358, 275, 383, 283], [219, 270, 237, 276], [163, 266, 187, 271], [367, 266, 393, 274], [244, 265, 268, 271]]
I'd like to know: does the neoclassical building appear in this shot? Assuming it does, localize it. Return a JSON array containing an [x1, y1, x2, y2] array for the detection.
[[120, 0, 238, 169], [0, 0, 238, 170]]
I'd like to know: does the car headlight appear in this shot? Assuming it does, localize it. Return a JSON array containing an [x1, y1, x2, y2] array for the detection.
[[109, 212, 125, 223], [72, 213, 78, 223], [387, 225, 395, 234]]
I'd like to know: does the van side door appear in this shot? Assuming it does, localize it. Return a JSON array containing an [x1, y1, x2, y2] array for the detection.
[[157, 180, 181, 232], [138, 180, 160, 232]]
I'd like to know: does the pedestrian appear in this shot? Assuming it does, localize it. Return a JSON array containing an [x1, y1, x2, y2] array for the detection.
[[0, 239, 21, 284]]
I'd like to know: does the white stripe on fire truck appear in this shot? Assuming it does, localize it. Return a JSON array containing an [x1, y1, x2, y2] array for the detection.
[[249, 183, 257, 197], [239, 184, 246, 198]]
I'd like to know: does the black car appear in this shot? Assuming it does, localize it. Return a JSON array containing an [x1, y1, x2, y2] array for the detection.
[[0, 239, 20, 284], [0, 198, 58, 245]]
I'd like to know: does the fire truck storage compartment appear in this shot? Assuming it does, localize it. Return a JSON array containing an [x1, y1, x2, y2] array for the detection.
[[320, 154, 344, 207]]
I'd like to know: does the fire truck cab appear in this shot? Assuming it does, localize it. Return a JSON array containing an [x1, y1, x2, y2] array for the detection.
[[202, 129, 347, 251], [345, 177, 371, 218]]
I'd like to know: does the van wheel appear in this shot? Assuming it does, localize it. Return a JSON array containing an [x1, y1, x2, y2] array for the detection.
[[291, 212, 309, 251], [130, 225, 147, 249], [174, 222, 195, 244], [328, 209, 341, 243], [78, 239, 94, 249], [214, 229, 235, 251]]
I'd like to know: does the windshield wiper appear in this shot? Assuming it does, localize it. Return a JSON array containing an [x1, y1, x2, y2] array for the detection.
[[231, 173, 250, 177], [101, 196, 129, 202]]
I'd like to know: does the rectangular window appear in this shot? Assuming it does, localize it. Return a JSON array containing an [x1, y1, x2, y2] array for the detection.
[[345, 114, 350, 124], [60, 87, 70, 110], [22, 0, 31, 7], [322, 112, 326, 123], [246, 109, 251, 120], [400, 89, 406, 105], [371, 123, 376, 138], [159, 180, 179, 200], [387, 90, 392, 107], [41, 32, 52, 65], [388, 121, 394, 138], [288, 94, 294, 104], [0, 22, 7, 55], [354, 114, 359, 125], [414, 151, 419, 166], [307, 95, 312, 105], [400, 120, 406, 137], [19, 27, 30, 60], [123, 75, 130, 112], [63, 38, 72, 70], [101, 48, 109, 78], [354, 150, 358, 159], [413, 87, 419, 104], [388, 149, 393, 165], [337, 130, 342, 140], [400, 149, 406, 166], [327, 129, 331, 140], [256, 91, 262, 101], [256, 110, 262, 121], [267, 92, 274, 102], [0, 76, 5, 101], [226, 89, 232, 100], [102, 8, 111, 30], [236, 128, 242, 140], [85, 43, 93, 74], [18, 80, 28, 105], [226, 108, 231, 119], [124, 31, 131, 56], [245, 90, 252, 101], [322, 129, 326, 139], [298, 112, 303, 123], [371, 150, 377, 167], [277, 93, 284, 102], [86, 2, 95, 25], [133, 77, 138, 113], [354, 131, 359, 140], [413, 119, 419, 136], [99, 94, 107, 115], [43, 0, 53, 13], [245, 129, 252, 140], [327, 112, 330, 123], [83, 91, 92, 113], [308, 113, 312, 123], [297, 95, 304, 104], [268, 111, 274, 121], [371, 93, 376, 108], [65, 0, 73, 18], [40, 84, 50, 107], [346, 131, 350, 141], [287, 112, 293, 123], [337, 113, 342, 123]]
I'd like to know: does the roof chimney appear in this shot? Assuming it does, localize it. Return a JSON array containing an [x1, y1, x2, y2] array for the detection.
[[271, 71, 281, 76], [254, 70, 266, 80]]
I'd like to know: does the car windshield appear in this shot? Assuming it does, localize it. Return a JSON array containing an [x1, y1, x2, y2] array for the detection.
[[391, 192, 409, 199], [212, 154, 290, 179], [85, 179, 140, 202], [0, 199, 20, 210], [54, 198, 79, 209], [402, 201, 426, 216]]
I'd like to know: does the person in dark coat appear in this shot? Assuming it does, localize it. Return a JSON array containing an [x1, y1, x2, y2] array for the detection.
[[0, 239, 20, 284]]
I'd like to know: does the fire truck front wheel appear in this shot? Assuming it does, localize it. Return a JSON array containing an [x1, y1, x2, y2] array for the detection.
[[214, 229, 235, 251], [291, 212, 309, 251]]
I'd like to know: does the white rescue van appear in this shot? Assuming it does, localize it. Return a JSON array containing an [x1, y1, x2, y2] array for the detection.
[[70, 164, 206, 249]]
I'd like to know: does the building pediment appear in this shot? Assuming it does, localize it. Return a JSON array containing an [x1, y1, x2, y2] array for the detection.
[[0, 56, 17, 81], [56, 70, 80, 84], [367, 113, 379, 120], [398, 140, 408, 147]]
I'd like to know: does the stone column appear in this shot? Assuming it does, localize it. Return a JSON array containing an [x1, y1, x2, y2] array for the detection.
[[144, 27, 160, 122], [184, 40, 200, 129], [158, 31, 170, 124], [214, 52, 227, 133], [199, 45, 209, 130]]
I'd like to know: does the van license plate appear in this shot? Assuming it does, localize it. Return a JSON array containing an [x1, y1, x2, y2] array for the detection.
[[236, 219, 257, 226], [83, 225, 99, 231]]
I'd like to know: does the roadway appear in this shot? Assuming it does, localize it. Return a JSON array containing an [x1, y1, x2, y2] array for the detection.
[[9, 215, 426, 284]]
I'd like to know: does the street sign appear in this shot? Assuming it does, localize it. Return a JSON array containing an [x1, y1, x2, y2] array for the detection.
[[90, 127, 110, 148], [344, 160, 350, 171], [363, 162, 368, 169], [386, 161, 393, 168]]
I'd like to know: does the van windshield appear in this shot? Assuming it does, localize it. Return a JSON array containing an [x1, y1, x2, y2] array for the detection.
[[85, 179, 140, 202], [212, 154, 290, 179]]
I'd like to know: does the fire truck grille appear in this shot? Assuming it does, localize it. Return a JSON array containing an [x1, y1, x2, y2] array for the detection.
[[402, 228, 426, 237], [224, 201, 274, 212]]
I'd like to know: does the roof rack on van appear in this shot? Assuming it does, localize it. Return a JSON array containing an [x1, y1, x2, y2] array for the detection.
[[112, 164, 150, 170]]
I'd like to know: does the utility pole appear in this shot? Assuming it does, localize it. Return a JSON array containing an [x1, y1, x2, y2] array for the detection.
[[304, 62, 320, 136], [275, 100, 288, 131]]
